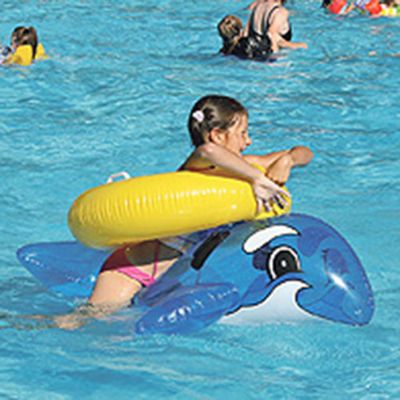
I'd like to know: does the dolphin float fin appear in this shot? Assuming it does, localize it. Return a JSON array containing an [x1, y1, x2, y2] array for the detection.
[[135, 284, 240, 335], [16, 241, 109, 298]]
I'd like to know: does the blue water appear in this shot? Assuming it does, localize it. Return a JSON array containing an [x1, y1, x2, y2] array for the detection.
[[1, 0, 399, 398]]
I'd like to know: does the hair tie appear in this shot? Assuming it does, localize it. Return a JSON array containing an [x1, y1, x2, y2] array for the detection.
[[192, 110, 204, 123]]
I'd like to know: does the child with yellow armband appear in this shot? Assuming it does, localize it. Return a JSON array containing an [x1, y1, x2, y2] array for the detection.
[[1, 26, 47, 66]]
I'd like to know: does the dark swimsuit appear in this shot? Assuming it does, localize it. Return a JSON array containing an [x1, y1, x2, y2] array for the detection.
[[265, 5, 293, 42], [232, 7, 273, 61], [232, 5, 292, 61]]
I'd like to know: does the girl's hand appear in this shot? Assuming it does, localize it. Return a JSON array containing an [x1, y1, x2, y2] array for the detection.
[[265, 153, 293, 186], [252, 174, 290, 213]]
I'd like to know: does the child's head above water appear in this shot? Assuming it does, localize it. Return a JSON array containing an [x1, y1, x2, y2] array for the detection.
[[188, 95, 251, 154], [11, 26, 38, 57], [218, 15, 242, 43], [218, 15, 243, 54]]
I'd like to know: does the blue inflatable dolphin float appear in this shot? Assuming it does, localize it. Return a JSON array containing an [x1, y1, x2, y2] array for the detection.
[[16, 214, 374, 335]]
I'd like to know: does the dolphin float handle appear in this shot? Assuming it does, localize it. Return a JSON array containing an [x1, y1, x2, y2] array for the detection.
[[106, 171, 131, 184]]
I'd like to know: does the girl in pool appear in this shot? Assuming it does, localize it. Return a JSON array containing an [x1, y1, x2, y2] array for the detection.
[[55, 95, 313, 329], [0, 26, 39, 64], [244, 0, 308, 53]]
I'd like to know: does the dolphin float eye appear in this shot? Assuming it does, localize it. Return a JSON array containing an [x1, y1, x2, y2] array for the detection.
[[267, 246, 301, 280]]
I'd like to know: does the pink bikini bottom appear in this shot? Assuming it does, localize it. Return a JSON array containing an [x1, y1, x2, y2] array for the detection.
[[100, 243, 160, 287]]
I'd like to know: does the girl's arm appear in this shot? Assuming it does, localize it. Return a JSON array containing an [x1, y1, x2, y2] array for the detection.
[[180, 143, 289, 210], [244, 150, 290, 169], [245, 146, 313, 169], [246, 146, 314, 186]]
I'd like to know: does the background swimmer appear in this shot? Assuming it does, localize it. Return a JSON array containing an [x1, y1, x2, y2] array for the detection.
[[343, 0, 383, 15], [382, 0, 400, 6], [218, 14, 273, 60], [323, 0, 400, 15], [244, 0, 308, 52], [1, 26, 39, 65], [218, 14, 275, 60], [218, 15, 244, 55], [321, 0, 348, 14], [380, 0, 400, 14], [12, 26, 38, 54]]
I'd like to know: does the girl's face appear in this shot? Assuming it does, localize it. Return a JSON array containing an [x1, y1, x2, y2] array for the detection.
[[220, 113, 251, 155]]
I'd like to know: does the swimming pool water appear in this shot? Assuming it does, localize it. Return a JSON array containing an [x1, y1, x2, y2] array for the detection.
[[1, 0, 399, 398]]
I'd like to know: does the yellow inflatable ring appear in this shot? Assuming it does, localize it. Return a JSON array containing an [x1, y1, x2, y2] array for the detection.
[[68, 171, 291, 249], [9, 43, 47, 66]]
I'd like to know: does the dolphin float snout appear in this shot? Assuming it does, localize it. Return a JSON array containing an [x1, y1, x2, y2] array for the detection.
[[297, 247, 374, 325]]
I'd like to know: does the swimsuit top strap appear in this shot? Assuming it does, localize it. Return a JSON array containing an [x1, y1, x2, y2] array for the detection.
[[249, 4, 280, 40], [248, 5, 270, 39], [266, 5, 292, 42], [248, 9, 257, 37], [265, 5, 281, 31]]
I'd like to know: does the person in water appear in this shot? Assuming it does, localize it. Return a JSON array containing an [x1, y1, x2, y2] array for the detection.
[[218, 14, 274, 60], [0, 26, 39, 64], [379, 0, 400, 15], [343, 0, 383, 14], [54, 95, 313, 329], [244, 0, 307, 53], [382, 0, 400, 7], [323, 0, 399, 15], [218, 15, 244, 56], [321, 0, 348, 14]]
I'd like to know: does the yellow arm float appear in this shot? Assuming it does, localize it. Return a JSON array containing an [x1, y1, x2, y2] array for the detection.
[[8, 43, 47, 66], [68, 171, 291, 249]]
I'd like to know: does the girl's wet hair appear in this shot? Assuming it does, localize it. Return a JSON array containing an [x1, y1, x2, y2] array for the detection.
[[218, 15, 243, 55], [218, 15, 242, 43], [188, 95, 248, 147], [12, 26, 38, 58]]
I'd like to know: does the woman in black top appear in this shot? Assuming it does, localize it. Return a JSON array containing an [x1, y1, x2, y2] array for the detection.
[[245, 0, 307, 53]]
